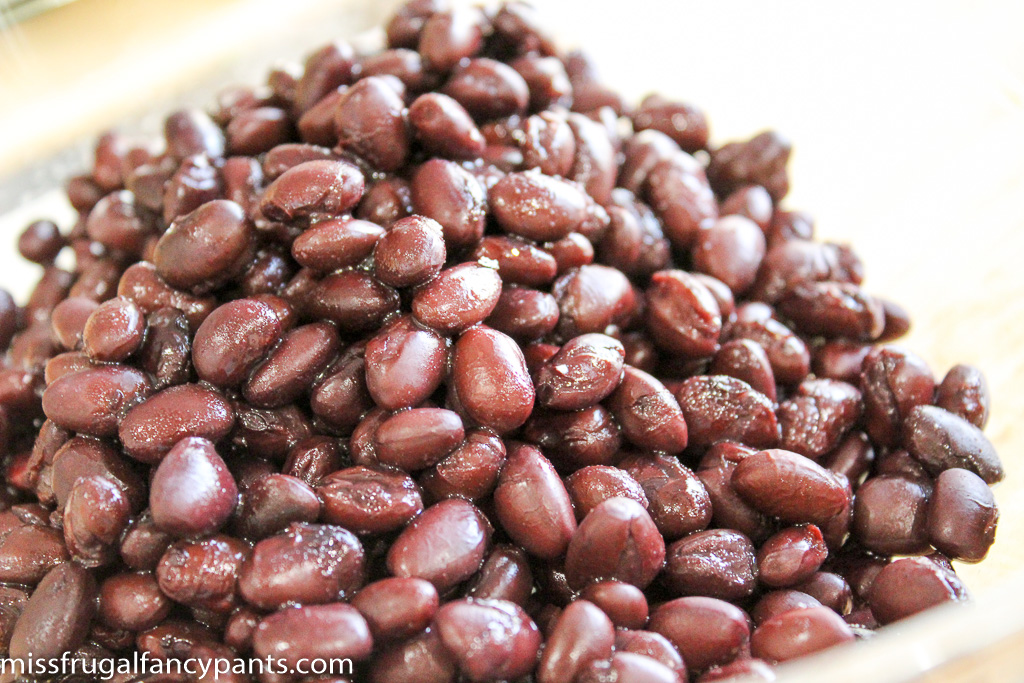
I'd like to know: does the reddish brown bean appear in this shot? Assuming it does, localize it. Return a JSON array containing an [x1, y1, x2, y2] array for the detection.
[[936, 364, 990, 429], [306, 271, 401, 334], [553, 264, 637, 339], [664, 529, 758, 601], [42, 365, 151, 437], [387, 498, 490, 591], [253, 603, 373, 665], [443, 58, 530, 120], [710, 339, 777, 402], [465, 545, 534, 607], [523, 405, 623, 471], [63, 475, 131, 567], [319, 466, 423, 535], [191, 298, 282, 387], [150, 437, 237, 537], [751, 606, 854, 663], [451, 326, 535, 434], [373, 215, 447, 288], [375, 408, 465, 471], [120, 384, 235, 464], [535, 333, 624, 410], [433, 598, 540, 682], [155, 535, 248, 611], [412, 262, 502, 334], [243, 322, 340, 407], [232, 473, 321, 540], [565, 466, 648, 521], [620, 453, 712, 541], [859, 345, 935, 447], [352, 577, 438, 642], [649, 596, 750, 673], [728, 316, 810, 386], [646, 270, 722, 358], [494, 443, 577, 560], [852, 474, 931, 555], [751, 590, 822, 627], [777, 379, 863, 461], [927, 468, 998, 562], [490, 171, 588, 242], [369, 627, 456, 683], [867, 557, 968, 625], [51, 297, 99, 350], [411, 159, 488, 248], [904, 405, 1003, 484], [732, 449, 850, 526], [9, 563, 97, 661], [260, 159, 365, 221], [472, 235, 559, 287], [421, 429, 507, 501], [693, 216, 767, 296], [98, 572, 171, 632], [757, 525, 828, 588], [154, 200, 253, 291], [537, 600, 615, 683], [486, 286, 560, 341], [675, 375, 779, 449], [409, 92, 486, 158], [291, 217, 385, 272], [580, 582, 649, 630], [565, 497, 665, 590]]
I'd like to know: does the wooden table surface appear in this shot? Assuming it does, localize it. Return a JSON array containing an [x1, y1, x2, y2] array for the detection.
[[1, 0, 1023, 679]]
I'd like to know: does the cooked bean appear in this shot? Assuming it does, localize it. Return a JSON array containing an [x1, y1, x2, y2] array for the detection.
[[433, 598, 540, 682], [553, 264, 637, 338], [243, 321, 340, 407], [649, 596, 749, 673], [867, 557, 968, 625], [565, 466, 648, 521], [535, 333, 624, 410], [751, 590, 822, 627], [486, 286, 560, 341], [675, 375, 779, 449], [694, 216, 766, 295], [664, 529, 758, 601], [936, 364, 990, 429], [232, 473, 321, 540], [420, 429, 507, 501], [466, 545, 534, 606], [537, 600, 615, 683], [120, 383, 235, 463], [645, 153, 718, 251], [926, 468, 998, 562], [494, 444, 577, 560], [646, 270, 722, 357], [859, 345, 935, 447], [757, 525, 828, 588], [852, 474, 931, 555], [353, 577, 439, 641], [306, 271, 401, 333], [710, 339, 777, 402], [156, 535, 248, 611], [778, 281, 884, 341], [387, 498, 490, 591], [319, 466, 423, 535], [565, 497, 665, 590], [451, 326, 535, 434], [619, 453, 712, 541], [732, 449, 849, 526], [443, 58, 530, 120], [777, 378, 863, 460], [253, 603, 372, 665], [490, 171, 588, 242], [150, 438, 238, 537], [154, 200, 253, 291], [904, 405, 1003, 484], [412, 262, 502, 334], [291, 217, 385, 272], [260, 159, 365, 221], [411, 159, 488, 247], [9, 563, 97, 661], [375, 408, 465, 471], [728, 316, 810, 386], [64, 475, 131, 567], [192, 298, 282, 387], [751, 606, 854, 663], [42, 365, 151, 436], [98, 573, 171, 632]]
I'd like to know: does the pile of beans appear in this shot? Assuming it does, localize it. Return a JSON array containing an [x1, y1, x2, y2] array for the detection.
[[0, 1, 1003, 681]]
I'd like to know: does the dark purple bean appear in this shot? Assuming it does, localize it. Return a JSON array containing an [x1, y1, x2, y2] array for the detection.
[[371, 216, 446, 289], [537, 600, 615, 683], [777, 378, 863, 461], [233, 473, 320, 540], [927, 468, 998, 562], [664, 529, 758, 601], [9, 563, 97, 660], [620, 453, 712, 541], [553, 264, 637, 338], [859, 345, 935, 447], [486, 286, 560, 341], [443, 58, 530, 120], [604, 366, 688, 453], [191, 298, 281, 387], [433, 598, 540, 682], [451, 326, 535, 434], [253, 603, 372, 665], [778, 281, 884, 340], [472, 235, 559, 287], [226, 106, 292, 155], [633, 94, 708, 153], [851, 474, 931, 555], [466, 545, 534, 606], [751, 606, 853, 663], [86, 190, 154, 255], [565, 497, 665, 590], [120, 383, 235, 464], [523, 405, 622, 471], [243, 322, 340, 407], [578, 653, 682, 683], [732, 449, 850, 526], [535, 333, 624, 410], [319, 466, 423, 535], [42, 365, 151, 437], [411, 159, 487, 248], [370, 627, 456, 683], [418, 7, 485, 70], [757, 525, 828, 588], [154, 200, 253, 292], [282, 436, 340, 487], [751, 590, 822, 627], [412, 262, 502, 334], [150, 437, 237, 537], [0, 522, 69, 584], [936, 364, 990, 429], [409, 93, 486, 159], [904, 404, 1003, 484], [81, 296, 146, 362], [260, 159, 365, 221], [155, 535, 247, 611], [694, 216, 766, 296], [289, 218, 383, 273], [119, 513, 173, 571], [306, 270, 400, 334], [517, 111, 576, 177], [165, 109, 226, 160], [238, 523, 364, 609], [64, 475, 131, 567], [98, 572, 171, 632], [646, 270, 721, 358], [794, 572, 853, 616], [645, 152, 718, 251], [353, 577, 439, 641], [494, 443, 577, 560], [50, 297, 99, 350], [362, 316, 445, 412], [728, 317, 810, 386], [710, 339, 777, 402], [334, 77, 410, 171], [675, 375, 779, 449], [649, 596, 749, 673], [421, 429, 507, 501], [387, 498, 491, 591], [163, 155, 224, 225], [708, 130, 791, 201], [489, 171, 587, 242], [614, 630, 686, 677], [294, 41, 358, 115], [375, 408, 465, 471], [565, 466, 648, 521], [868, 557, 968, 625], [18, 219, 64, 265], [136, 307, 193, 389]]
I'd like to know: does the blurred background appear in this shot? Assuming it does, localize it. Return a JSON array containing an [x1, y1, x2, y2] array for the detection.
[[1, 0, 1023, 679]]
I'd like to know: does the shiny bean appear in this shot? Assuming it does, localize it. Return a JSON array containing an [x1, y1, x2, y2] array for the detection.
[[904, 405, 1003, 484], [732, 449, 850, 526], [291, 217, 385, 272], [523, 405, 622, 471], [443, 58, 530, 120], [42, 365, 151, 436], [565, 497, 665, 590], [494, 443, 577, 560], [451, 326, 535, 433], [369, 628, 456, 683], [154, 200, 253, 291], [420, 429, 506, 501], [728, 316, 810, 386], [553, 264, 637, 338], [926, 468, 998, 562], [645, 152, 718, 251], [466, 545, 534, 606], [0, 523, 69, 584], [565, 466, 648, 521], [936, 364, 990, 429], [535, 333, 624, 410], [244, 322, 340, 407], [867, 557, 967, 625], [665, 529, 758, 601], [64, 475, 131, 567], [373, 215, 446, 288], [412, 262, 502, 334], [306, 271, 401, 334], [851, 474, 931, 555], [156, 535, 248, 611], [260, 160, 365, 221], [777, 378, 863, 461], [710, 339, 777, 402], [120, 384, 235, 463], [375, 408, 465, 471], [751, 590, 822, 627], [9, 563, 97, 661], [253, 603, 373, 665], [859, 345, 935, 447], [751, 607, 854, 663], [433, 598, 540, 682], [192, 298, 282, 387], [490, 171, 587, 242], [620, 453, 712, 541], [353, 577, 439, 641], [694, 216, 766, 295], [411, 159, 487, 248], [409, 92, 486, 159], [387, 498, 490, 591], [98, 572, 171, 632], [319, 466, 423, 535], [233, 473, 321, 540], [81, 296, 146, 362], [537, 600, 615, 683], [676, 375, 779, 449], [757, 525, 828, 588], [649, 596, 750, 673], [646, 270, 722, 358]]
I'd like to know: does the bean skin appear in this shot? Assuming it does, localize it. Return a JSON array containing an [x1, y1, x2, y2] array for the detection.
[[604, 366, 687, 453], [81, 296, 146, 362], [63, 475, 131, 567], [494, 444, 577, 560], [936, 364, 990, 429], [646, 270, 722, 358], [904, 405, 1004, 484], [253, 603, 373, 666], [369, 628, 457, 683], [156, 535, 248, 611], [319, 466, 423, 535], [238, 523, 365, 610], [710, 339, 777, 402], [675, 375, 779, 449], [232, 474, 321, 540], [693, 215, 767, 296], [580, 582, 649, 630], [537, 600, 615, 683], [490, 171, 588, 242], [375, 408, 465, 471], [751, 606, 854, 663], [732, 449, 850, 526], [451, 326, 535, 434], [260, 159, 365, 221], [433, 598, 541, 683], [664, 529, 758, 601], [472, 235, 559, 287], [443, 58, 530, 121], [412, 262, 502, 334], [306, 271, 401, 334], [778, 281, 884, 341], [565, 497, 665, 590], [9, 563, 97, 661], [645, 153, 718, 251], [649, 596, 749, 673], [620, 453, 712, 541], [728, 316, 810, 386], [867, 557, 968, 625], [352, 577, 439, 641], [192, 298, 282, 387], [119, 383, 235, 464], [373, 215, 447, 288], [777, 378, 863, 461], [387, 498, 491, 592], [927, 468, 998, 562], [486, 286, 560, 341], [0, 523, 69, 585], [98, 572, 171, 632], [291, 217, 385, 272], [535, 333, 624, 410], [751, 590, 822, 627], [149, 437, 238, 538], [42, 365, 151, 437], [757, 525, 828, 588]]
